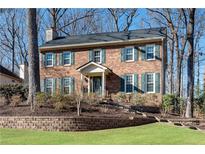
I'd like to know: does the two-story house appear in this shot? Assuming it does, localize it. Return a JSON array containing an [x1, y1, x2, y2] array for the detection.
[[39, 27, 167, 106]]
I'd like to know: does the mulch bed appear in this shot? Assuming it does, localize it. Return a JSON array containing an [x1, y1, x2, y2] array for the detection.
[[0, 101, 138, 118]]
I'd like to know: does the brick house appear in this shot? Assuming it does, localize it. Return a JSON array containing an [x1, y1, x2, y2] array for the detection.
[[39, 27, 167, 105]]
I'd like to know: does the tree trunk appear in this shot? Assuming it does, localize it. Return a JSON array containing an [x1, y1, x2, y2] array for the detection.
[[51, 8, 58, 35], [77, 101, 81, 116], [169, 39, 174, 94], [185, 8, 195, 118], [27, 8, 40, 111]]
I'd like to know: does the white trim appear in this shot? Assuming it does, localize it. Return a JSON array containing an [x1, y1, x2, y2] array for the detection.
[[146, 44, 155, 61], [45, 78, 53, 95], [40, 37, 163, 51], [63, 77, 71, 94], [63, 51, 71, 66], [45, 53, 53, 67], [146, 73, 155, 93], [124, 74, 134, 94], [93, 49, 102, 64], [124, 47, 135, 62], [76, 61, 109, 72]]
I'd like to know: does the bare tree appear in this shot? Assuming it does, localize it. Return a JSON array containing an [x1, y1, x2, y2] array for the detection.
[[107, 8, 138, 32], [0, 9, 28, 72], [148, 9, 187, 99], [27, 8, 40, 111]]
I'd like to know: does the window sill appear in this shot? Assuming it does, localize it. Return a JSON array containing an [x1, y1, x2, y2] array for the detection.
[[147, 91, 155, 94], [146, 59, 156, 61], [45, 65, 53, 68], [125, 60, 134, 63], [64, 64, 72, 67]]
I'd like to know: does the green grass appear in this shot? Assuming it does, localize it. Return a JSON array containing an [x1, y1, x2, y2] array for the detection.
[[0, 123, 205, 144]]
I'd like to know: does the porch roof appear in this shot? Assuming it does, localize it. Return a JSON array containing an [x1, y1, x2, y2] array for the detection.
[[76, 61, 112, 74]]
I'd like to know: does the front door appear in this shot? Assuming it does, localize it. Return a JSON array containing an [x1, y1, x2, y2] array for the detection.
[[92, 76, 102, 95]]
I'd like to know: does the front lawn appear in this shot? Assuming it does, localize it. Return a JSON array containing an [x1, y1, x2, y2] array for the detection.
[[0, 123, 205, 144]]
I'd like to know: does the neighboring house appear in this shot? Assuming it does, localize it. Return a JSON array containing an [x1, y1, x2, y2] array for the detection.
[[39, 27, 167, 106], [0, 65, 23, 84]]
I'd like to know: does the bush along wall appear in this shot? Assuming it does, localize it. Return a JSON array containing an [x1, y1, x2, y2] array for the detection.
[[0, 84, 28, 105]]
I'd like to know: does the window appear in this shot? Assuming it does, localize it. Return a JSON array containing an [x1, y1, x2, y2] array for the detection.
[[146, 45, 155, 60], [63, 52, 71, 65], [93, 50, 101, 63], [46, 78, 53, 95], [147, 73, 154, 93], [125, 74, 133, 93], [63, 78, 71, 94], [46, 53, 53, 66], [125, 47, 134, 61]]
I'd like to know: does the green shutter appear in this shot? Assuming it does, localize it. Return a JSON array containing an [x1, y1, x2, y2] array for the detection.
[[141, 46, 146, 61], [155, 45, 160, 60], [141, 73, 147, 93], [53, 53, 57, 65], [71, 52, 75, 65], [40, 79, 45, 92], [102, 49, 106, 63], [121, 48, 125, 62], [134, 47, 138, 61], [59, 53, 63, 65], [134, 74, 138, 93], [89, 50, 93, 61], [53, 78, 57, 95], [155, 73, 160, 93], [70, 77, 75, 94], [41, 54, 45, 67], [120, 75, 125, 92], [58, 78, 63, 95]]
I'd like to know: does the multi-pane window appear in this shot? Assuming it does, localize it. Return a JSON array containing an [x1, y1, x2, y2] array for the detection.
[[46, 78, 53, 95], [46, 53, 53, 66], [147, 73, 154, 93], [126, 75, 133, 93], [125, 48, 134, 61], [63, 52, 71, 65], [93, 50, 101, 63], [146, 45, 155, 60], [63, 78, 71, 94]]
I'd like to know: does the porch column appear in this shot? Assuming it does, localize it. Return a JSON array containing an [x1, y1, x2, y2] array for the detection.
[[88, 76, 90, 95], [80, 74, 83, 96], [102, 71, 105, 97]]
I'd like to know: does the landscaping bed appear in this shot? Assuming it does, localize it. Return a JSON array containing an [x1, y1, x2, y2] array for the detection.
[[0, 101, 138, 118]]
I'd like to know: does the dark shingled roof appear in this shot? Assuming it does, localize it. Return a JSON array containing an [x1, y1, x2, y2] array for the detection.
[[0, 65, 22, 80], [41, 27, 166, 48]]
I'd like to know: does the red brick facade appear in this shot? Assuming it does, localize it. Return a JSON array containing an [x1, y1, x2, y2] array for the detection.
[[40, 39, 166, 105]]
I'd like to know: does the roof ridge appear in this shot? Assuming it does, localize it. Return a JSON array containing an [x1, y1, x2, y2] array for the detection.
[[62, 27, 166, 39]]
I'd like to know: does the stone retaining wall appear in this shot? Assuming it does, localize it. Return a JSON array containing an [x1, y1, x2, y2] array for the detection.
[[0, 116, 157, 131]]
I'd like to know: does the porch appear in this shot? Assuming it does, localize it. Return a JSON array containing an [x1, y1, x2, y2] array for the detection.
[[76, 61, 111, 97]]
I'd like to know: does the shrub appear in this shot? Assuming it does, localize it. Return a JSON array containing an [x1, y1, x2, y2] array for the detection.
[[10, 95, 22, 107], [113, 92, 127, 103], [0, 84, 28, 105], [36, 92, 50, 107], [162, 94, 175, 114], [83, 93, 101, 104], [130, 94, 146, 105], [195, 92, 205, 114], [50, 94, 75, 111]]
